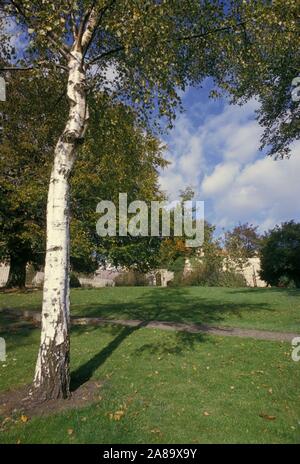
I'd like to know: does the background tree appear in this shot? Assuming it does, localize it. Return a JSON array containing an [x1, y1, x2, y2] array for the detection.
[[164, 219, 222, 287], [224, 223, 261, 271], [72, 93, 167, 273], [0, 72, 167, 287], [157, 187, 198, 277], [0, 71, 66, 288], [211, 0, 300, 158], [187, 221, 224, 287], [260, 221, 300, 287]]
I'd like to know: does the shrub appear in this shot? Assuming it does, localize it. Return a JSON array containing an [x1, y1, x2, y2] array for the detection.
[[70, 272, 81, 288], [168, 256, 186, 287], [260, 221, 300, 287], [175, 263, 247, 287], [277, 275, 297, 289], [218, 270, 247, 288]]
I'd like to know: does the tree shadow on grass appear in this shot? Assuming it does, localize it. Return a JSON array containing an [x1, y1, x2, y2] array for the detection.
[[70, 322, 208, 391], [72, 286, 275, 324], [0, 309, 38, 343], [132, 330, 208, 357], [228, 287, 300, 297], [70, 321, 148, 391], [70, 286, 277, 390]]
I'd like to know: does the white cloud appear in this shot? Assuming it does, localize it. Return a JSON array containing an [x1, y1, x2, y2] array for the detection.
[[202, 162, 240, 196], [200, 99, 262, 164], [159, 98, 260, 200], [203, 143, 300, 231], [159, 172, 186, 199], [159, 91, 300, 232], [159, 113, 205, 199]]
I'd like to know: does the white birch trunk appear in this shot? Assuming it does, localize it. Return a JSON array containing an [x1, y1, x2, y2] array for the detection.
[[33, 49, 89, 400]]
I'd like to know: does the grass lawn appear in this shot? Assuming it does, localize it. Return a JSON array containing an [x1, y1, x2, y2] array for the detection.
[[0, 286, 299, 332], [0, 323, 300, 444], [0, 286, 299, 443]]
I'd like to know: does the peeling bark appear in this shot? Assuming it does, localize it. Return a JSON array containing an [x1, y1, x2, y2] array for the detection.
[[33, 50, 89, 400]]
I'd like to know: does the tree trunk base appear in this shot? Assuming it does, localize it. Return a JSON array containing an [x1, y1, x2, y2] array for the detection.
[[5, 256, 27, 289], [33, 339, 71, 401]]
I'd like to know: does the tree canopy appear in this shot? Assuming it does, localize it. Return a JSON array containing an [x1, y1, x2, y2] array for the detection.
[[224, 223, 261, 270], [0, 70, 167, 286], [211, 0, 300, 158], [260, 221, 300, 287]]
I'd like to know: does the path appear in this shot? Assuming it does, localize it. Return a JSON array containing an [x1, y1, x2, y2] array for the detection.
[[7, 310, 297, 342]]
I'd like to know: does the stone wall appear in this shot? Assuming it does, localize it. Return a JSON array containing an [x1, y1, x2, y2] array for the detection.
[[183, 256, 267, 287], [0, 263, 9, 287], [0, 257, 266, 288]]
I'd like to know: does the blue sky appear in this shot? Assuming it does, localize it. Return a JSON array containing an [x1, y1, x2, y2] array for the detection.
[[159, 79, 300, 234]]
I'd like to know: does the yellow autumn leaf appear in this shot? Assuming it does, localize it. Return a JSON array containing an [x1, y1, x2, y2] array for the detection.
[[109, 410, 125, 421]]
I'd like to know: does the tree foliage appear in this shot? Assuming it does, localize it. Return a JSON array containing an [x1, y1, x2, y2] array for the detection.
[[0, 70, 66, 286], [260, 221, 300, 287], [224, 222, 261, 270], [0, 71, 167, 285], [0, 0, 230, 130], [211, 0, 300, 158]]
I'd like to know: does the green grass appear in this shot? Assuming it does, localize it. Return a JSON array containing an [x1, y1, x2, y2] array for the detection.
[[0, 286, 299, 443], [0, 324, 299, 443], [1, 286, 300, 332]]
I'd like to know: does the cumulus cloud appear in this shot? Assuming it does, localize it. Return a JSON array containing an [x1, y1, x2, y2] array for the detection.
[[202, 162, 240, 196], [159, 90, 299, 232], [209, 146, 300, 231], [159, 113, 206, 199]]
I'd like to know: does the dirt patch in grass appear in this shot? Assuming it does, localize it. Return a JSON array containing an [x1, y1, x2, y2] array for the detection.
[[0, 380, 103, 422], [0, 287, 40, 294]]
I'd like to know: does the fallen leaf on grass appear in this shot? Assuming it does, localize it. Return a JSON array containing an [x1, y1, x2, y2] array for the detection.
[[259, 413, 276, 421], [20, 415, 29, 423], [67, 428, 74, 435], [203, 411, 210, 416], [109, 410, 125, 421], [1, 417, 12, 426]]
